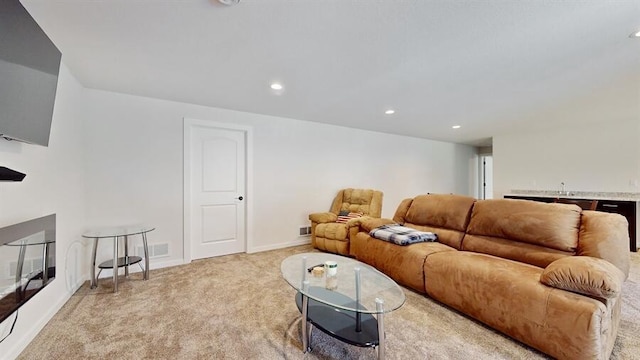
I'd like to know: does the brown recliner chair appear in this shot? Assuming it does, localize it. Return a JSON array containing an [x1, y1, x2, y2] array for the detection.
[[309, 188, 383, 256]]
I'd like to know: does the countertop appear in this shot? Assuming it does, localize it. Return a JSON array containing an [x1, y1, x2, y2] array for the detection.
[[505, 190, 640, 202]]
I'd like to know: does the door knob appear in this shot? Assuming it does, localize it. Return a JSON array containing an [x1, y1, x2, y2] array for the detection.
[[236, 196, 244, 201]]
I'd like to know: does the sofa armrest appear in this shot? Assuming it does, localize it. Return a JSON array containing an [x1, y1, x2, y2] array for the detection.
[[358, 217, 397, 232], [309, 212, 337, 224], [540, 256, 625, 299], [578, 211, 630, 279]]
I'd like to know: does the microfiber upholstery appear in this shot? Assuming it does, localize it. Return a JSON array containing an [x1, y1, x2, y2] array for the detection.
[[466, 199, 581, 251], [352, 231, 455, 292], [392, 193, 476, 249], [352, 194, 630, 360], [333, 188, 383, 218], [578, 210, 630, 278], [540, 256, 625, 299], [462, 199, 580, 268], [309, 188, 383, 256]]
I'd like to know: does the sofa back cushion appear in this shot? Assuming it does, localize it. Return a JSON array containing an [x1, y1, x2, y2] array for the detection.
[[330, 188, 384, 218], [395, 194, 476, 249], [463, 199, 580, 267]]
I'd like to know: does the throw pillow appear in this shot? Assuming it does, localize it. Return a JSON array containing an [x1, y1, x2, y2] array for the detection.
[[540, 256, 625, 299]]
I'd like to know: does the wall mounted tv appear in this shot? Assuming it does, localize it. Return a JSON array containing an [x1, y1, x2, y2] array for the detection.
[[0, 0, 62, 147]]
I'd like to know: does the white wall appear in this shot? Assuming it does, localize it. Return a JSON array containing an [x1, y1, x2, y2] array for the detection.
[[84, 89, 477, 264], [0, 64, 87, 358], [493, 120, 640, 198]]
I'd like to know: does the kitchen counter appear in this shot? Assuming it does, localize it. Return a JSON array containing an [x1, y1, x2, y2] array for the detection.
[[506, 190, 640, 202]]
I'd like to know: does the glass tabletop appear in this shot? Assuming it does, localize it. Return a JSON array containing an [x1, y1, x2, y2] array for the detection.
[[5, 230, 55, 246], [82, 225, 155, 238], [281, 253, 405, 314]]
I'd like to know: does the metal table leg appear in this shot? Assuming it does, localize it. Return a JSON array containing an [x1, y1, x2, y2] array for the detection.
[[15, 242, 26, 300], [90, 237, 98, 288], [112, 236, 118, 292], [301, 280, 311, 352], [42, 242, 50, 284], [124, 235, 129, 277], [142, 231, 149, 280], [376, 298, 385, 360]]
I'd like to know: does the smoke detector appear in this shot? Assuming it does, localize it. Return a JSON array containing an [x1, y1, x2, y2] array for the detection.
[[218, 0, 240, 5]]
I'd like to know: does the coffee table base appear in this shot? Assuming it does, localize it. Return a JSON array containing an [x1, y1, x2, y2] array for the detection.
[[295, 287, 386, 358]]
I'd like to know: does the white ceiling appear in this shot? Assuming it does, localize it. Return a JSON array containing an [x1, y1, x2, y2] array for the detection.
[[22, 0, 640, 146]]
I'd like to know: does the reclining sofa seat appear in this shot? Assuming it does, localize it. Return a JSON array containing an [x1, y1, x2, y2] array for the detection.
[[352, 193, 475, 291], [352, 194, 630, 360]]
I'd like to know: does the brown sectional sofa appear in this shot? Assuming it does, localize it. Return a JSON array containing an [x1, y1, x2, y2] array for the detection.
[[351, 194, 630, 360]]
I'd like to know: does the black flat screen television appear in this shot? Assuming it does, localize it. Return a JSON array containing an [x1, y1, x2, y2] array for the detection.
[[0, 0, 61, 147]]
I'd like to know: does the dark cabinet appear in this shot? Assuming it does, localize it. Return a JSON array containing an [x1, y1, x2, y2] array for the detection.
[[504, 195, 637, 252], [595, 200, 637, 252], [504, 195, 554, 203]]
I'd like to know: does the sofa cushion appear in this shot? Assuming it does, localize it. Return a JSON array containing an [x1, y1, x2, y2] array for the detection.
[[540, 256, 625, 299], [337, 188, 382, 217], [465, 199, 581, 252], [315, 222, 348, 241], [396, 194, 475, 249], [352, 231, 455, 292], [359, 217, 397, 232], [424, 251, 550, 326], [461, 234, 570, 268], [404, 194, 476, 232]]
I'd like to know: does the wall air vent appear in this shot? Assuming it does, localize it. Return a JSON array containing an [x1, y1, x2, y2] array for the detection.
[[0, 166, 26, 181]]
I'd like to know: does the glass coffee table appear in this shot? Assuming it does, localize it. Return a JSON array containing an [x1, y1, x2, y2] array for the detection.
[[281, 253, 405, 359]]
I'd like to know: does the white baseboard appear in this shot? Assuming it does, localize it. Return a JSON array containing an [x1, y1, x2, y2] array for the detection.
[[247, 238, 311, 254], [3, 289, 73, 360], [96, 258, 185, 278]]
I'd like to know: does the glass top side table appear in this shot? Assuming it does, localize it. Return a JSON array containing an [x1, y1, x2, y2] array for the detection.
[[82, 225, 155, 292]]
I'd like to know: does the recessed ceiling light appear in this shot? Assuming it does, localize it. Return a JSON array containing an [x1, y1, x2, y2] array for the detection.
[[452, 125, 461, 129], [630, 30, 640, 38], [270, 83, 283, 90], [218, 0, 240, 5], [384, 109, 395, 115]]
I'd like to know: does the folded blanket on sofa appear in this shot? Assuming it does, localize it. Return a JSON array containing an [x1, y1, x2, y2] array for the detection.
[[369, 224, 438, 245]]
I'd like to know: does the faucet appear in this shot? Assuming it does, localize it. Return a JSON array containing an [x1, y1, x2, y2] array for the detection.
[[560, 182, 570, 196]]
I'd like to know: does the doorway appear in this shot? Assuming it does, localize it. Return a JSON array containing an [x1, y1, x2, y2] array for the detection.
[[480, 155, 493, 199]]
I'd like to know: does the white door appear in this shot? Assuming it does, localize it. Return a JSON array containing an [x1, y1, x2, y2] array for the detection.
[[186, 122, 246, 260], [481, 155, 494, 199]]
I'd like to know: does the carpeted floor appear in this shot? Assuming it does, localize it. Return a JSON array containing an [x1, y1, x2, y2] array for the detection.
[[17, 245, 640, 359]]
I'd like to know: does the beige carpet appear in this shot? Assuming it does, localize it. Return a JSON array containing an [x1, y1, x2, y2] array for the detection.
[[17, 245, 640, 359]]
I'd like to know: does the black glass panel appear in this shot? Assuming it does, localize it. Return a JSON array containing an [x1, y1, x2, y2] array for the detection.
[[0, 214, 55, 323]]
